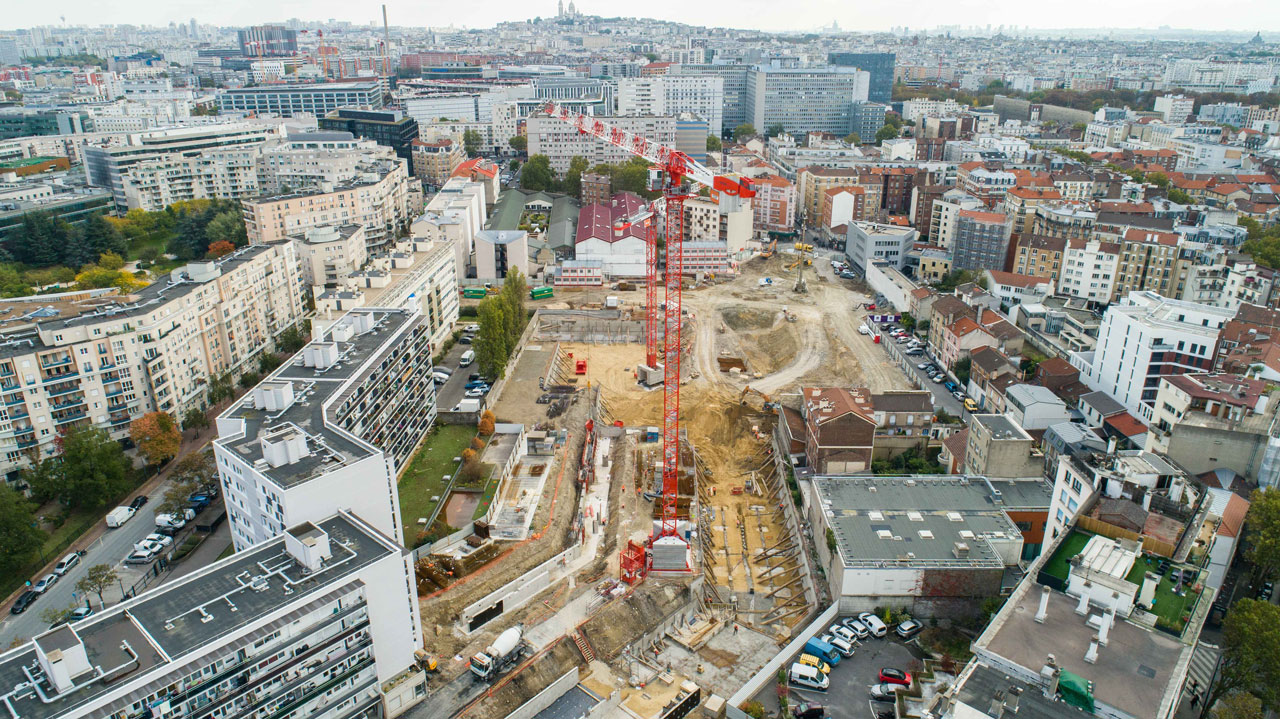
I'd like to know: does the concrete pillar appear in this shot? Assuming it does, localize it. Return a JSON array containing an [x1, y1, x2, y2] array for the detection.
[[1098, 608, 1115, 647], [1075, 588, 1090, 616], [1084, 634, 1099, 664], [1035, 585, 1051, 623]]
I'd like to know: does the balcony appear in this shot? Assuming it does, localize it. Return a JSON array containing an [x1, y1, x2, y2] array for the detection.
[[40, 355, 72, 369], [54, 410, 88, 424], [16, 438, 37, 449], [43, 371, 80, 385], [47, 383, 82, 397], [109, 413, 132, 426], [51, 397, 86, 410]]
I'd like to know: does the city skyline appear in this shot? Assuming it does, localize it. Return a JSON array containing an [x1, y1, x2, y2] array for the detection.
[[2, 0, 1278, 34]]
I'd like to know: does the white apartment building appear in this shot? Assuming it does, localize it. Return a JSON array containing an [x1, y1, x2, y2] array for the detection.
[[1181, 257, 1276, 312], [1048, 449, 1189, 539], [745, 65, 870, 135], [1071, 291, 1232, 423], [0, 244, 304, 483], [527, 114, 677, 173], [617, 76, 725, 135], [1084, 120, 1129, 148], [929, 189, 984, 249], [1058, 238, 1121, 304], [1171, 137, 1246, 171], [292, 224, 369, 290], [118, 148, 261, 211], [0, 511, 427, 719], [243, 159, 412, 249], [1154, 94, 1196, 123], [415, 177, 489, 278], [215, 307, 437, 550], [256, 132, 394, 195], [900, 98, 965, 123], [681, 196, 752, 260], [845, 222, 919, 273]]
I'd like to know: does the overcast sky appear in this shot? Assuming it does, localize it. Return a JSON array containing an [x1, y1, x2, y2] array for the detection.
[[6, 0, 1276, 34]]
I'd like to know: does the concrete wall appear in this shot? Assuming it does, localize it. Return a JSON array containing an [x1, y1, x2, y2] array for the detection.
[[507, 667, 581, 719], [1166, 422, 1265, 483], [460, 543, 584, 632], [726, 603, 840, 712]]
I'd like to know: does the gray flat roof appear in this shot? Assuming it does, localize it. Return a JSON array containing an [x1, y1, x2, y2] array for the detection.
[[532, 685, 602, 719], [972, 413, 1028, 439], [0, 513, 395, 719], [217, 308, 418, 489], [953, 662, 1093, 719], [980, 583, 1185, 719]]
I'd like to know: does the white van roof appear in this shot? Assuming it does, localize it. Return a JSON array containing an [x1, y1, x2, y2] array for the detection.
[[790, 662, 821, 679]]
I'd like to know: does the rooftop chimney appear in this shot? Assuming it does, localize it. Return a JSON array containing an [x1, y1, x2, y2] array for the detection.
[[988, 690, 1006, 718], [1035, 585, 1050, 623], [1084, 634, 1100, 664], [1075, 587, 1091, 615], [260, 426, 310, 468], [1006, 686, 1022, 713], [285, 521, 332, 572], [1098, 607, 1116, 647]]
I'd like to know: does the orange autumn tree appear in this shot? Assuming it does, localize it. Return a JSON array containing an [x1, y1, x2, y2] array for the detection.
[[206, 240, 235, 258], [130, 411, 181, 466], [478, 410, 496, 436]]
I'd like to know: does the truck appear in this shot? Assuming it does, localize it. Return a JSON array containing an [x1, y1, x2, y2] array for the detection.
[[156, 508, 195, 530], [471, 626, 524, 681], [453, 398, 482, 413], [530, 286, 554, 300], [803, 637, 841, 665], [462, 287, 487, 299], [105, 506, 136, 528]]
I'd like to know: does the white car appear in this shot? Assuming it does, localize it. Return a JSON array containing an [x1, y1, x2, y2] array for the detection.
[[819, 633, 855, 657], [464, 324, 479, 333], [858, 324, 872, 336], [828, 625, 857, 645], [32, 573, 58, 593], [125, 547, 159, 564], [870, 683, 906, 701], [840, 617, 870, 639], [139, 533, 173, 549], [858, 612, 889, 638], [53, 552, 82, 576]]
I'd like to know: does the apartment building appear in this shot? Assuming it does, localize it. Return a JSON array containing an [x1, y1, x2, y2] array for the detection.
[[750, 174, 796, 234], [1031, 203, 1097, 243], [1072, 291, 1232, 422], [253, 132, 397, 196], [1058, 238, 1121, 304], [744, 65, 870, 135], [0, 245, 304, 482], [670, 63, 752, 129], [243, 159, 412, 249], [828, 52, 896, 103], [617, 76, 725, 135], [83, 122, 286, 211], [409, 138, 464, 188], [526, 114, 676, 173], [899, 98, 965, 123], [1114, 229, 1191, 298], [291, 224, 368, 290], [1011, 234, 1067, 281], [116, 147, 261, 211], [797, 166, 881, 221], [217, 82, 384, 117], [1154, 94, 1196, 123], [957, 162, 1016, 207], [964, 414, 1045, 479], [216, 308, 436, 550], [845, 222, 918, 273], [319, 108, 420, 163], [1005, 187, 1064, 237], [928, 189, 984, 249], [1047, 449, 1190, 539], [681, 196, 751, 258], [951, 210, 1013, 273], [820, 186, 868, 229], [1147, 372, 1271, 454], [0, 511, 426, 719]]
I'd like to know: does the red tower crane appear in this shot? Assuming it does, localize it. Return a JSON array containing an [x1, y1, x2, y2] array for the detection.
[[543, 103, 756, 552]]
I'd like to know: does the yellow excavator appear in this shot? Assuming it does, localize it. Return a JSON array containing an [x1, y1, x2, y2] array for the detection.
[[740, 385, 780, 413], [761, 238, 778, 259]]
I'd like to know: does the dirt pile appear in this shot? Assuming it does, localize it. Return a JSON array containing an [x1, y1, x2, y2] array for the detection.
[[720, 306, 776, 332]]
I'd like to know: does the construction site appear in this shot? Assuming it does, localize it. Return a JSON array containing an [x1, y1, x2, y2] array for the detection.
[[408, 248, 910, 719]]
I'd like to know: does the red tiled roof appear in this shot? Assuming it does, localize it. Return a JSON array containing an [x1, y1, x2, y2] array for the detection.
[[452, 157, 498, 179], [958, 209, 1008, 224], [1104, 412, 1147, 437], [575, 192, 647, 245], [1217, 494, 1250, 538], [1122, 228, 1178, 246]]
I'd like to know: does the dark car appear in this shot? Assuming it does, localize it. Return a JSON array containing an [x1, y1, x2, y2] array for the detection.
[[792, 702, 825, 719], [129, 495, 149, 510], [458, 335, 473, 344], [464, 380, 490, 390], [878, 667, 912, 686], [10, 590, 38, 615]]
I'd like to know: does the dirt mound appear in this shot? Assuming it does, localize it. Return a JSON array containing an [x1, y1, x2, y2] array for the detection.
[[720, 306, 776, 332], [738, 323, 800, 376]]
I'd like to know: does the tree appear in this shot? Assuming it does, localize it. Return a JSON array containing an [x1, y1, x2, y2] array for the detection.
[[40, 603, 78, 627], [475, 298, 509, 379], [207, 373, 233, 404], [76, 564, 118, 608], [7, 212, 62, 267], [258, 352, 283, 374], [706, 135, 722, 152], [843, 132, 861, 145], [49, 427, 133, 509], [563, 155, 589, 199], [182, 407, 210, 434], [612, 156, 653, 196], [478, 410, 496, 436], [206, 240, 235, 258], [499, 268, 529, 346], [239, 371, 261, 388], [155, 476, 198, 517], [0, 266, 33, 298], [508, 135, 527, 153], [277, 324, 307, 354], [78, 214, 127, 263], [1167, 188, 1193, 205], [97, 251, 125, 270], [876, 125, 900, 144], [174, 451, 218, 491], [520, 155, 556, 191], [205, 210, 247, 248], [953, 357, 972, 386], [1202, 599, 1280, 715], [765, 123, 785, 138], [1213, 693, 1263, 719], [463, 129, 483, 158], [1148, 172, 1170, 189], [131, 412, 181, 466], [1245, 488, 1280, 581], [733, 123, 757, 142], [0, 484, 43, 579]]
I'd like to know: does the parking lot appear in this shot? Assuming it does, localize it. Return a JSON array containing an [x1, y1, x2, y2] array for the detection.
[[434, 326, 489, 411], [752, 617, 924, 719], [870, 321, 967, 419]]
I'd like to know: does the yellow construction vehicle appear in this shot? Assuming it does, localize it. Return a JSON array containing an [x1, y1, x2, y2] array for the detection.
[[760, 238, 778, 258], [785, 258, 801, 271], [795, 242, 814, 253], [739, 385, 780, 412]]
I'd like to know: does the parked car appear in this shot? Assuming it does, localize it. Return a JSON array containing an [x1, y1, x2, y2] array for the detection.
[[916, 362, 931, 370], [465, 388, 487, 398], [870, 683, 907, 701], [125, 547, 160, 564], [879, 667, 912, 686], [905, 348, 923, 356], [48, 607, 94, 630], [964, 398, 979, 412], [797, 653, 831, 674], [840, 617, 870, 639], [944, 381, 958, 392], [932, 374, 946, 384], [464, 380, 489, 390], [858, 325, 872, 336], [458, 335, 473, 344], [839, 271, 857, 279], [129, 495, 149, 510], [858, 612, 889, 638], [828, 625, 857, 645], [952, 390, 966, 401], [819, 634, 855, 658], [32, 574, 58, 594], [464, 324, 479, 333], [10, 591, 38, 615], [895, 619, 924, 639], [792, 702, 826, 719], [139, 533, 173, 549], [53, 551, 83, 576]]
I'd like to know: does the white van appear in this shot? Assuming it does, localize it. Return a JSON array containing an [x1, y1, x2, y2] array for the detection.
[[788, 662, 829, 691], [460, 350, 475, 367]]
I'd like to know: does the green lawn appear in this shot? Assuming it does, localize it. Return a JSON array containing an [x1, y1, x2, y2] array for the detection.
[[397, 425, 477, 541], [1126, 555, 1201, 633], [1041, 530, 1093, 581]]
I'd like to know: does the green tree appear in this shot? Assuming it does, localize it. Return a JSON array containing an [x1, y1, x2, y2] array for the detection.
[[1245, 488, 1280, 581], [0, 266, 33, 298], [7, 212, 62, 267], [1202, 599, 1280, 715], [1148, 172, 1170, 189], [475, 298, 509, 379], [899, 312, 915, 332], [76, 564, 118, 608], [1168, 188, 1193, 205], [1213, 693, 1263, 719], [706, 135, 722, 152], [499, 268, 529, 346], [207, 373, 233, 405], [733, 123, 757, 142], [205, 210, 247, 248], [50, 427, 133, 509], [463, 129, 483, 158], [875, 124, 900, 144], [843, 132, 861, 145], [765, 123, 785, 138], [520, 155, 556, 191], [238, 371, 261, 388], [181, 407, 210, 434], [508, 135, 527, 153], [258, 352, 283, 374], [612, 156, 653, 196], [563, 156, 589, 199], [953, 356, 972, 385], [0, 483, 44, 579], [277, 324, 307, 354]]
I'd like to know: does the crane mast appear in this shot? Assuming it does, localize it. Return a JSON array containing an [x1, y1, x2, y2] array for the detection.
[[542, 104, 755, 559]]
